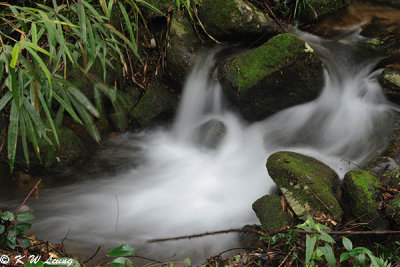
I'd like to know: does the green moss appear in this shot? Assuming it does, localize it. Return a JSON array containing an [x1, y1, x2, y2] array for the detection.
[[267, 151, 343, 219], [199, 0, 241, 33], [343, 169, 382, 221], [252, 194, 293, 231], [227, 34, 312, 93]]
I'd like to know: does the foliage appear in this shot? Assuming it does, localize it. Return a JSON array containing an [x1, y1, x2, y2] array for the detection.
[[0, 0, 161, 172], [0, 210, 35, 250], [272, 0, 316, 20]]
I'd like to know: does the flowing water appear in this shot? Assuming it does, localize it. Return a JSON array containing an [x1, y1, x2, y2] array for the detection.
[[2, 28, 397, 263]]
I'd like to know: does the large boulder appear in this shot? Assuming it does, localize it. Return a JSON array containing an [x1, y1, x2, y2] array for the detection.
[[343, 170, 387, 226], [219, 33, 324, 121], [166, 14, 202, 84], [266, 151, 343, 220], [197, 0, 280, 42], [132, 81, 178, 127], [252, 194, 293, 231]]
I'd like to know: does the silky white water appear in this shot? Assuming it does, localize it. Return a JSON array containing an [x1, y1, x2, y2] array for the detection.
[[26, 30, 395, 261]]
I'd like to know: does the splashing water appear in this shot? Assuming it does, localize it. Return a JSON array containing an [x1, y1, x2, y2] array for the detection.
[[27, 30, 395, 260]]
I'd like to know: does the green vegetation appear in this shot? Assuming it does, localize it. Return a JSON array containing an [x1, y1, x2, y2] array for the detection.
[[0, 0, 166, 172]]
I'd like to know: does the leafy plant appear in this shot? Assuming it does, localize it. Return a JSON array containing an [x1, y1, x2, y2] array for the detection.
[[273, 0, 317, 20], [108, 244, 136, 267], [0, 210, 35, 250], [0, 0, 160, 172], [296, 215, 336, 267]]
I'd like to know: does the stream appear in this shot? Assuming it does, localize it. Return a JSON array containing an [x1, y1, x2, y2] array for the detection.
[[1, 3, 399, 265]]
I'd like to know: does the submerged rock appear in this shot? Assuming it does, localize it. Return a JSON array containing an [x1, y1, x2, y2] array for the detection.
[[132, 81, 178, 127], [194, 119, 226, 149], [266, 151, 343, 220], [166, 14, 202, 84], [343, 169, 387, 226], [252, 194, 293, 231], [219, 33, 324, 121], [197, 0, 280, 42]]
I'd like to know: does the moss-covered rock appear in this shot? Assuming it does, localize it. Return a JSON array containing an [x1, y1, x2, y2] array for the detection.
[[299, 0, 351, 22], [266, 151, 343, 220], [166, 14, 202, 84], [197, 0, 280, 42], [379, 69, 400, 105], [385, 196, 400, 225], [252, 194, 293, 231], [132, 81, 178, 127], [219, 33, 324, 121], [343, 170, 384, 223]]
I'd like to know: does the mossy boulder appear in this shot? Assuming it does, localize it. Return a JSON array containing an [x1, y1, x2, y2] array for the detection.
[[132, 81, 178, 127], [298, 0, 351, 22], [219, 33, 324, 121], [266, 151, 343, 220], [166, 14, 202, 84], [252, 194, 293, 231], [379, 69, 400, 105], [343, 170, 384, 223], [385, 196, 400, 225], [197, 0, 280, 42]]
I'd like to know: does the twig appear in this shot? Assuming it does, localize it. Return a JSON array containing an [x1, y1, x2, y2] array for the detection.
[[146, 227, 265, 243], [218, 247, 257, 256], [83, 246, 101, 264], [14, 179, 41, 219], [61, 228, 71, 255], [296, 229, 400, 235], [129, 255, 163, 264], [278, 245, 296, 267], [263, 1, 285, 30]]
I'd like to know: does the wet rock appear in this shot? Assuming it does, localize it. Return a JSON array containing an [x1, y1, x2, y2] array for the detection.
[[166, 14, 202, 84], [298, 0, 351, 23], [266, 151, 343, 220], [132, 81, 178, 127], [194, 119, 226, 149], [379, 68, 400, 105], [252, 194, 293, 231], [343, 169, 388, 226], [219, 33, 324, 121], [39, 128, 87, 172], [197, 0, 280, 42]]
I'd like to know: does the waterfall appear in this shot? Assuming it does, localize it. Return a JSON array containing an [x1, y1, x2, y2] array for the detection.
[[28, 30, 394, 261]]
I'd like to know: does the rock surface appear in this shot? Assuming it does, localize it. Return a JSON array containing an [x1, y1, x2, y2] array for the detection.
[[166, 14, 202, 84], [252, 194, 293, 231], [132, 81, 178, 127], [219, 33, 324, 121], [343, 169, 385, 224], [379, 68, 400, 105], [267, 151, 343, 219], [198, 0, 280, 42]]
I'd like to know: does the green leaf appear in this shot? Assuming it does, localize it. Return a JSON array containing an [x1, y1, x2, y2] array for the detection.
[[7, 233, 16, 249], [68, 86, 99, 118], [109, 244, 136, 257], [32, 22, 38, 45], [0, 224, 5, 234], [38, 91, 59, 144], [20, 114, 30, 168], [23, 110, 41, 162], [342, 236, 353, 251], [19, 238, 32, 248], [52, 91, 83, 125], [319, 244, 336, 267], [11, 43, 20, 68], [9, 66, 19, 107], [23, 46, 52, 91], [16, 223, 32, 234], [20, 41, 55, 59], [340, 252, 350, 262], [305, 235, 317, 264], [0, 211, 14, 221], [118, 2, 135, 48], [16, 211, 36, 222], [23, 99, 50, 142], [111, 257, 134, 267], [8, 101, 19, 172], [319, 231, 335, 243], [392, 199, 400, 207], [0, 91, 13, 112], [70, 96, 100, 142], [184, 257, 191, 267], [105, 23, 141, 63]]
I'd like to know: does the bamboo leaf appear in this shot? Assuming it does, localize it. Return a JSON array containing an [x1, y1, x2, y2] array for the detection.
[[31, 22, 38, 45], [38, 90, 58, 144], [22, 110, 41, 161], [9, 66, 19, 107], [0, 92, 13, 112], [19, 113, 29, 168], [52, 90, 83, 125], [105, 23, 141, 62], [136, 0, 165, 16], [67, 86, 99, 118], [8, 101, 19, 172], [10, 43, 20, 68], [70, 96, 100, 142], [118, 2, 135, 47], [20, 40, 55, 59], [23, 46, 52, 91], [100, 0, 108, 17]]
